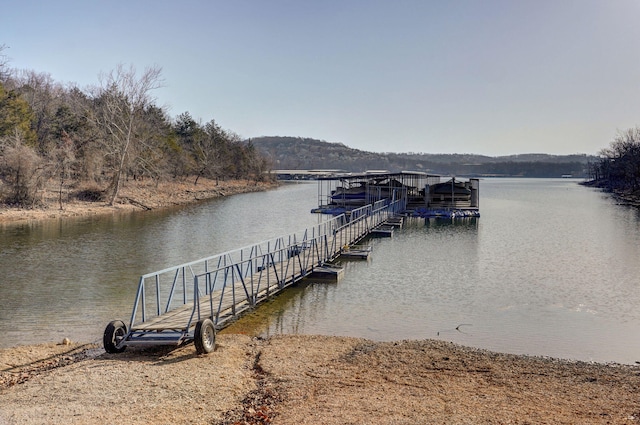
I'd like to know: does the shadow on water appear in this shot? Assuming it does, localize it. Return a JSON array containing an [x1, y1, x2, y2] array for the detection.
[[424, 216, 480, 230], [221, 281, 318, 338]]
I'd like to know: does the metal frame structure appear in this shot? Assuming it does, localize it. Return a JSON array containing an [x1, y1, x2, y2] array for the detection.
[[104, 197, 404, 353], [313, 171, 479, 218], [314, 171, 441, 214]]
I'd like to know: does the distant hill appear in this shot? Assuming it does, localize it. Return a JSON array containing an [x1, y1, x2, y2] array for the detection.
[[250, 136, 594, 178]]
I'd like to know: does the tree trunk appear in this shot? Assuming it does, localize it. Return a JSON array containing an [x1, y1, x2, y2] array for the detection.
[[58, 176, 64, 210]]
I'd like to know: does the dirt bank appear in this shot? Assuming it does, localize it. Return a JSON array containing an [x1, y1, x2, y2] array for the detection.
[[1, 335, 638, 424], [0, 178, 277, 224]]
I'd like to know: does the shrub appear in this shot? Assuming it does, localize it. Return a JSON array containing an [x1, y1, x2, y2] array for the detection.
[[0, 133, 45, 206]]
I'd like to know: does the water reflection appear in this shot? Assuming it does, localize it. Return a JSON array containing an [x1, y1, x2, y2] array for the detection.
[[2, 179, 640, 364]]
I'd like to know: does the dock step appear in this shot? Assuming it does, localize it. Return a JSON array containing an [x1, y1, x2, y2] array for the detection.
[[371, 225, 394, 237], [308, 264, 344, 281], [385, 216, 404, 228], [340, 246, 372, 260], [124, 330, 188, 346]]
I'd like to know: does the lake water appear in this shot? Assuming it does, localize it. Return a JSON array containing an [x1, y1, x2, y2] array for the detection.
[[1, 179, 639, 364]]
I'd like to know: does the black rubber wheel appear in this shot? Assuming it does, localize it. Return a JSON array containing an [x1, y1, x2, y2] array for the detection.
[[194, 318, 216, 354], [103, 320, 127, 353]]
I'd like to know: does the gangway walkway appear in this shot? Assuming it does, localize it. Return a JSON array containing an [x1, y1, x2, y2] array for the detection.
[[103, 198, 404, 354]]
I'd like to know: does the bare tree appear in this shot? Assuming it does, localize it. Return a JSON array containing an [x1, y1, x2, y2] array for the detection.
[[12, 70, 65, 153], [0, 44, 9, 83], [593, 127, 640, 192], [89, 64, 163, 205], [51, 131, 76, 209], [201, 119, 228, 185], [128, 105, 172, 184], [0, 129, 45, 206]]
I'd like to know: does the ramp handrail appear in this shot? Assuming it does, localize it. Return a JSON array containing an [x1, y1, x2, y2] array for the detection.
[[191, 227, 340, 328], [128, 213, 345, 329], [127, 198, 403, 332]]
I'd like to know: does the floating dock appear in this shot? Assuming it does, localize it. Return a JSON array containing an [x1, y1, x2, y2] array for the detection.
[[385, 216, 404, 228], [103, 172, 482, 355], [371, 224, 394, 237], [307, 264, 345, 281], [103, 198, 402, 354], [339, 245, 372, 260]]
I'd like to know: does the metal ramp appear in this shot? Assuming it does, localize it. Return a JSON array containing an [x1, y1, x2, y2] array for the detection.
[[103, 199, 403, 354]]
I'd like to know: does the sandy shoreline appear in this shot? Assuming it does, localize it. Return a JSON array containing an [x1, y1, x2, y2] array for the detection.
[[0, 177, 277, 224], [1, 335, 639, 424]]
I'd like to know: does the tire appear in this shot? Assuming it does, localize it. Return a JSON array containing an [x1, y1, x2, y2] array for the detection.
[[103, 320, 127, 353], [194, 318, 216, 354]]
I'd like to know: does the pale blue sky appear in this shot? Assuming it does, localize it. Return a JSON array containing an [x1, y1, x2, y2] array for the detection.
[[4, 0, 640, 156]]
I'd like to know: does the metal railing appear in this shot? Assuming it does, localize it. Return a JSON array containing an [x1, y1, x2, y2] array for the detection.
[[124, 197, 404, 343]]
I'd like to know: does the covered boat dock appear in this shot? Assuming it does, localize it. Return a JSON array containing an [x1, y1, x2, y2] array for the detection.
[[312, 171, 479, 218]]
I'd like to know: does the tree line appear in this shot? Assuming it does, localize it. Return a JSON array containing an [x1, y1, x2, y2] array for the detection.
[[587, 127, 640, 195], [0, 47, 271, 208]]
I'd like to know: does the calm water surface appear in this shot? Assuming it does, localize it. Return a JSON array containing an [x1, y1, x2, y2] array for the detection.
[[0, 183, 322, 349], [1, 179, 639, 364]]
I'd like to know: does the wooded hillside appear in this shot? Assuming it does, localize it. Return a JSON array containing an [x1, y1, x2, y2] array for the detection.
[[0, 50, 270, 208], [252, 136, 593, 177]]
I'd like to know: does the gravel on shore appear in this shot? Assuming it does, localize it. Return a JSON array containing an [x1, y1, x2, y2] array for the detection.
[[1, 334, 639, 424]]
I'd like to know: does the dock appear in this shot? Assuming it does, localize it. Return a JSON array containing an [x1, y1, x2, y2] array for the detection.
[[385, 216, 404, 228], [103, 198, 402, 354], [103, 172, 481, 355]]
